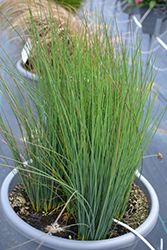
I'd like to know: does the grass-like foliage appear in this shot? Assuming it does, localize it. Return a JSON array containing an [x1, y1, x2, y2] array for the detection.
[[54, 0, 83, 9], [0, 1, 166, 241]]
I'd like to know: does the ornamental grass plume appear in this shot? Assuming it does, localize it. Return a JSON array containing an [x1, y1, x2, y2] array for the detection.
[[0, 0, 94, 72]]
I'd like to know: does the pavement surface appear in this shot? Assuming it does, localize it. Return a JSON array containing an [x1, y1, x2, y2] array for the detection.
[[0, 0, 167, 249]]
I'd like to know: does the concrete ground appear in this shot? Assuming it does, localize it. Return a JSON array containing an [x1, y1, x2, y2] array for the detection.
[[0, 0, 167, 249]]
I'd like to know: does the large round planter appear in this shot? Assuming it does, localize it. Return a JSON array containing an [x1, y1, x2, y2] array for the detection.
[[0, 169, 159, 250], [16, 59, 38, 81], [140, 5, 167, 35]]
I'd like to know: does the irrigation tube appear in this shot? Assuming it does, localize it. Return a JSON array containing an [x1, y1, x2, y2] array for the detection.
[[140, 8, 152, 24], [156, 36, 167, 51], [113, 219, 157, 250], [132, 15, 142, 29], [134, 8, 152, 35]]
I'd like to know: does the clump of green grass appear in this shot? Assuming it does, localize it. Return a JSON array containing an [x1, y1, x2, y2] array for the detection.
[[0, 2, 166, 241]]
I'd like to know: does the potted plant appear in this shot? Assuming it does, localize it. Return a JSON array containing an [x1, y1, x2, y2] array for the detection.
[[133, 0, 167, 35], [0, 2, 166, 249], [0, 0, 85, 80], [0, 168, 160, 250]]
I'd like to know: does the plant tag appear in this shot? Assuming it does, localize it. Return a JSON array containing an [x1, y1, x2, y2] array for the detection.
[[21, 38, 32, 64], [160, 238, 163, 250]]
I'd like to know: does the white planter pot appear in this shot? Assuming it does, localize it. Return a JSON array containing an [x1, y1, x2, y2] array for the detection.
[[16, 59, 38, 81], [0, 169, 159, 250]]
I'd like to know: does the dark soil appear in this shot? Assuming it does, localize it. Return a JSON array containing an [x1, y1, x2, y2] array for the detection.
[[9, 183, 149, 240], [23, 60, 36, 74]]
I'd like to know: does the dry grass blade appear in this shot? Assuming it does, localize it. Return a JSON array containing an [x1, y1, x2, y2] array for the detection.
[[35, 191, 77, 250], [0, 0, 86, 47]]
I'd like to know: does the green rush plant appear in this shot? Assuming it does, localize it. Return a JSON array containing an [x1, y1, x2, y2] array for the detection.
[[0, 4, 166, 241]]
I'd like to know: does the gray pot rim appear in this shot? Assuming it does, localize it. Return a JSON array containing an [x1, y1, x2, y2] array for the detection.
[[0, 169, 159, 250], [16, 59, 38, 81]]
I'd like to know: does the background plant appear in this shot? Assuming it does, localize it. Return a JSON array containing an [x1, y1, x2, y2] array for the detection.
[[0, 0, 86, 65], [135, 0, 167, 9], [123, 0, 167, 13], [55, 0, 84, 9], [0, 2, 166, 241]]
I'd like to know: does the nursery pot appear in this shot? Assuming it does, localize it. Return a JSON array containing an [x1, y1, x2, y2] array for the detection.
[[140, 5, 167, 35], [0, 169, 159, 250]]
